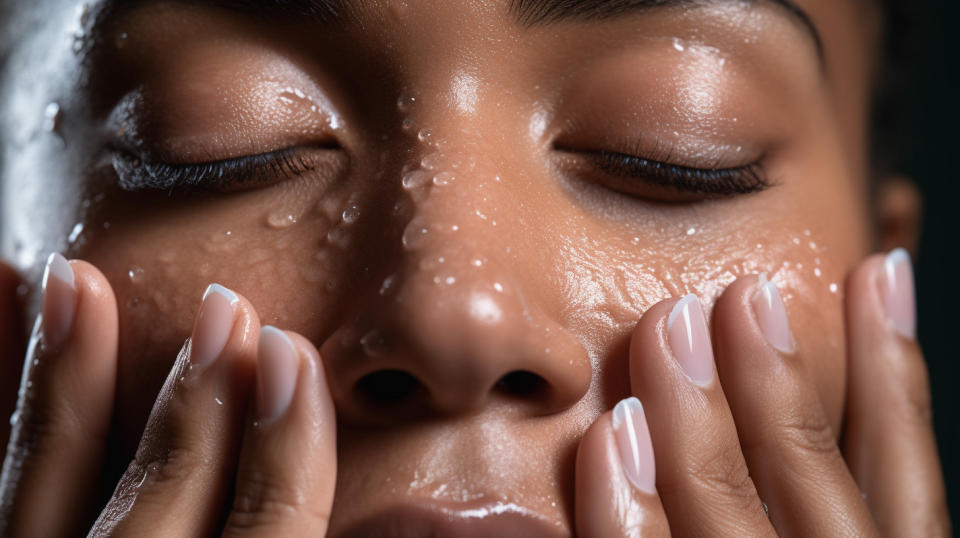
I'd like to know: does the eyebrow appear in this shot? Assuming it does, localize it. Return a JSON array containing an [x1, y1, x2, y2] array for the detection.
[[108, 0, 822, 57]]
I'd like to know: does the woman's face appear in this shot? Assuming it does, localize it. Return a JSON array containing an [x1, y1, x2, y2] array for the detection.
[[1, 0, 878, 531]]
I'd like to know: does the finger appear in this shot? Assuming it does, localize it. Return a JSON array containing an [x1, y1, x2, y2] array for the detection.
[[712, 274, 876, 536], [629, 295, 774, 537], [843, 250, 950, 536], [223, 329, 336, 536], [0, 255, 119, 537], [575, 398, 669, 538], [90, 284, 260, 537], [0, 260, 26, 453]]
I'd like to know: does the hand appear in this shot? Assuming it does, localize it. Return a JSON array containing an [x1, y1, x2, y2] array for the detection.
[[574, 252, 950, 537], [0, 255, 337, 537]]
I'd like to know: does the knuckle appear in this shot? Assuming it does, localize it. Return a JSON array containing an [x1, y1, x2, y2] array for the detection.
[[689, 439, 760, 511], [777, 410, 840, 460], [130, 446, 205, 494], [227, 470, 329, 532]]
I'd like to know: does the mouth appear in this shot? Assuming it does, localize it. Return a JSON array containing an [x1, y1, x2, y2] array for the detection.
[[333, 500, 571, 538]]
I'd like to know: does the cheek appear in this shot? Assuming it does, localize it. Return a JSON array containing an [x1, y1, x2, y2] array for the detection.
[[555, 221, 852, 429]]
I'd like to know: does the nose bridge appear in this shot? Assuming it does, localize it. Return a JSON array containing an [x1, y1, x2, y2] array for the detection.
[[327, 123, 591, 418]]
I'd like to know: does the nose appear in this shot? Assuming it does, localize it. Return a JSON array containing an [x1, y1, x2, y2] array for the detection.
[[323, 156, 591, 423]]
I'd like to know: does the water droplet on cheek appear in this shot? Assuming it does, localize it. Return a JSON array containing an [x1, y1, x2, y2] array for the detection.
[[402, 170, 431, 190], [342, 205, 361, 224], [432, 171, 455, 186], [397, 94, 416, 112], [127, 266, 144, 283], [417, 128, 433, 143], [402, 220, 430, 250], [265, 212, 297, 229]]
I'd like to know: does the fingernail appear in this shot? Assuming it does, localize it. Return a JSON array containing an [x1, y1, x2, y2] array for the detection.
[[611, 397, 656, 494], [41, 253, 77, 349], [257, 326, 299, 423], [880, 248, 916, 339], [667, 294, 715, 385], [191, 283, 238, 368], [752, 274, 795, 353]]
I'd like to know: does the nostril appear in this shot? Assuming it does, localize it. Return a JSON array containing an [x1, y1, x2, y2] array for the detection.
[[354, 369, 421, 405], [495, 370, 547, 399]]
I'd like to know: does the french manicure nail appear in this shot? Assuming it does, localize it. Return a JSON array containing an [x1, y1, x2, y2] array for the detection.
[[880, 248, 916, 339], [752, 274, 795, 353], [611, 397, 656, 494], [257, 326, 299, 423], [667, 294, 715, 385], [41, 253, 77, 349], [191, 283, 238, 368]]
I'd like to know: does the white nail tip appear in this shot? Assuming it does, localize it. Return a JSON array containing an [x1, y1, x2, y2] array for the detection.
[[204, 283, 239, 305], [612, 397, 643, 431], [885, 248, 911, 271], [43, 253, 75, 290], [260, 325, 295, 349], [667, 294, 699, 329]]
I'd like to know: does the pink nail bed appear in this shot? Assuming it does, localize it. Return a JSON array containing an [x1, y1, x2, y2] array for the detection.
[[752, 274, 795, 353], [611, 397, 656, 494], [191, 283, 239, 368], [667, 294, 715, 385], [41, 252, 77, 349], [881, 248, 916, 339], [257, 326, 299, 422]]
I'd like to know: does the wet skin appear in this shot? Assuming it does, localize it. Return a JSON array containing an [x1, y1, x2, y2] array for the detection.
[[0, 0, 885, 532]]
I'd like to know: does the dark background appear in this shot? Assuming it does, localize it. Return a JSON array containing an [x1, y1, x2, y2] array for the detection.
[[901, 0, 960, 527]]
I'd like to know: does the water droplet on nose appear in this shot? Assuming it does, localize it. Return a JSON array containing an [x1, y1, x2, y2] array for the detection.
[[402, 169, 431, 190], [360, 329, 388, 357], [471, 257, 485, 267], [686, 228, 696, 236], [44, 102, 62, 133], [402, 117, 415, 130], [432, 171, 455, 186], [397, 94, 416, 112], [673, 38, 685, 52], [266, 212, 297, 229], [829, 283, 839, 294], [342, 205, 361, 224], [327, 226, 350, 248], [630, 237, 640, 246], [417, 128, 433, 143], [493, 282, 504, 293]]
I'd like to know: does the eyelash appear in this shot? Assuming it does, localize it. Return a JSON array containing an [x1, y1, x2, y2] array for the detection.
[[114, 144, 769, 198], [113, 148, 317, 191], [584, 149, 771, 196]]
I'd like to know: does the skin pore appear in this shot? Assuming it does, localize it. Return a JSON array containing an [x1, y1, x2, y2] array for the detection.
[[0, 0, 885, 532]]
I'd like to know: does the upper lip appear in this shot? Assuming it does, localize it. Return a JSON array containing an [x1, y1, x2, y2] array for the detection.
[[333, 499, 571, 538]]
